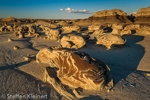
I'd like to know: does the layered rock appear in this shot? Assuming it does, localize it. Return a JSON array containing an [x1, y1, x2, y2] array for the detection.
[[96, 33, 126, 49], [36, 47, 113, 99], [61, 25, 81, 33], [88, 25, 103, 32], [1, 16, 16, 22], [136, 25, 150, 35], [88, 9, 132, 24], [111, 24, 124, 35], [45, 29, 61, 41], [60, 34, 86, 49], [134, 6, 150, 23]]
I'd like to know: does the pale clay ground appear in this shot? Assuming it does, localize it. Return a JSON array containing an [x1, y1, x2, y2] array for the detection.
[[0, 27, 150, 100]]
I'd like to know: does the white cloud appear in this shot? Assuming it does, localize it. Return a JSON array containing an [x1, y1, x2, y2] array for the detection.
[[60, 7, 94, 14], [65, 7, 71, 11], [60, 8, 64, 11], [128, 12, 137, 15]]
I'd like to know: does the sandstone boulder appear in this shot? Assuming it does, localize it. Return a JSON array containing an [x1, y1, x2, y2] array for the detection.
[[96, 33, 126, 49], [6, 26, 13, 31], [93, 29, 104, 34], [61, 34, 86, 49], [45, 29, 61, 41], [111, 24, 124, 35], [124, 24, 140, 30], [136, 25, 150, 35], [62, 25, 81, 33], [81, 33, 90, 40], [120, 29, 132, 36], [0, 26, 5, 32], [88, 25, 103, 32], [28, 25, 39, 37], [36, 47, 113, 99]]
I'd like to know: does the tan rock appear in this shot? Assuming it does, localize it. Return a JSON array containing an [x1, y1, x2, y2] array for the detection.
[[146, 73, 150, 76], [96, 33, 126, 49], [62, 25, 81, 32], [91, 9, 127, 17], [112, 24, 123, 29], [45, 29, 61, 41], [134, 6, 150, 17], [0, 26, 5, 32], [18, 31, 24, 38], [14, 46, 20, 50], [8, 38, 13, 42], [61, 34, 86, 49], [111, 24, 124, 35], [124, 24, 140, 30], [36, 47, 113, 99], [93, 29, 104, 34], [120, 29, 132, 36], [88, 25, 102, 32], [7, 26, 13, 31], [1, 16, 16, 22]]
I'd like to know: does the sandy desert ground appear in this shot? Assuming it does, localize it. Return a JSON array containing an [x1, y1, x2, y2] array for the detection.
[[0, 21, 150, 100]]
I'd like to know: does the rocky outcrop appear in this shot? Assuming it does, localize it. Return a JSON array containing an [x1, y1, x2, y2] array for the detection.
[[134, 6, 150, 23], [88, 25, 103, 32], [61, 25, 81, 33], [60, 34, 86, 49], [136, 25, 150, 35], [134, 6, 150, 17], [111, 24, 124, 35], [96, 33, 126, 49], [88, 9, 132, 24], [36, 47, 113, 99], [45, 29, 61, 41]]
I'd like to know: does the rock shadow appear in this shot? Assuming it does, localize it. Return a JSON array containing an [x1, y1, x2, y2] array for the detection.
[[80, 95, 107, 100], [80, 35, 145, 85]]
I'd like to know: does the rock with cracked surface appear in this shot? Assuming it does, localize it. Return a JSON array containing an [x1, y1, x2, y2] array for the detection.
[[124, 24, 140, 30], [93, 29, 104, 34], [88, 25, 102, 32], [60, 34, 86, 49], [61, 25, 81, 33], [96, 33, 126, 49], [36, 47, 113, 99], [111, 24, 124, 35], [45, 29, 61, 41]]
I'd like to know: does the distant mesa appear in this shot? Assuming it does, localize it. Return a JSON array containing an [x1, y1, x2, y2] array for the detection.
[[1, 16, 16, 22], [75, 9, 132, 25], [134, 6, 150, 17], [88, 9, 132, 24], [133, 6, 150, 23]]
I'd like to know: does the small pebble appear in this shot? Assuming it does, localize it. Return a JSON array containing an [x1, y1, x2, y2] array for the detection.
[[107, 89, 110, 92], [8, 38, 13, 42], [27, 54, 31, 57], [23, 57, 29, 61], [111, 89, 114, 92], [14, 46, 20, 50], [146, 73, 150, 76]]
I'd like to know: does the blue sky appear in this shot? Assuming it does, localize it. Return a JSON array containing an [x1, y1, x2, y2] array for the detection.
[[0, 0, 150, 19]]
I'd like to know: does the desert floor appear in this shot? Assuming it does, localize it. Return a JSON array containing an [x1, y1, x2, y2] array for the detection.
[[0, 24, 150, 100]]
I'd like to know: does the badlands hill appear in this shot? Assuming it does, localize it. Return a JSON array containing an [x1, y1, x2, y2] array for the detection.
[[75, 9, 133, 25], [133, 6, 150, 23], [88, 9, 132, 24], [0, 16, 16, 22]]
